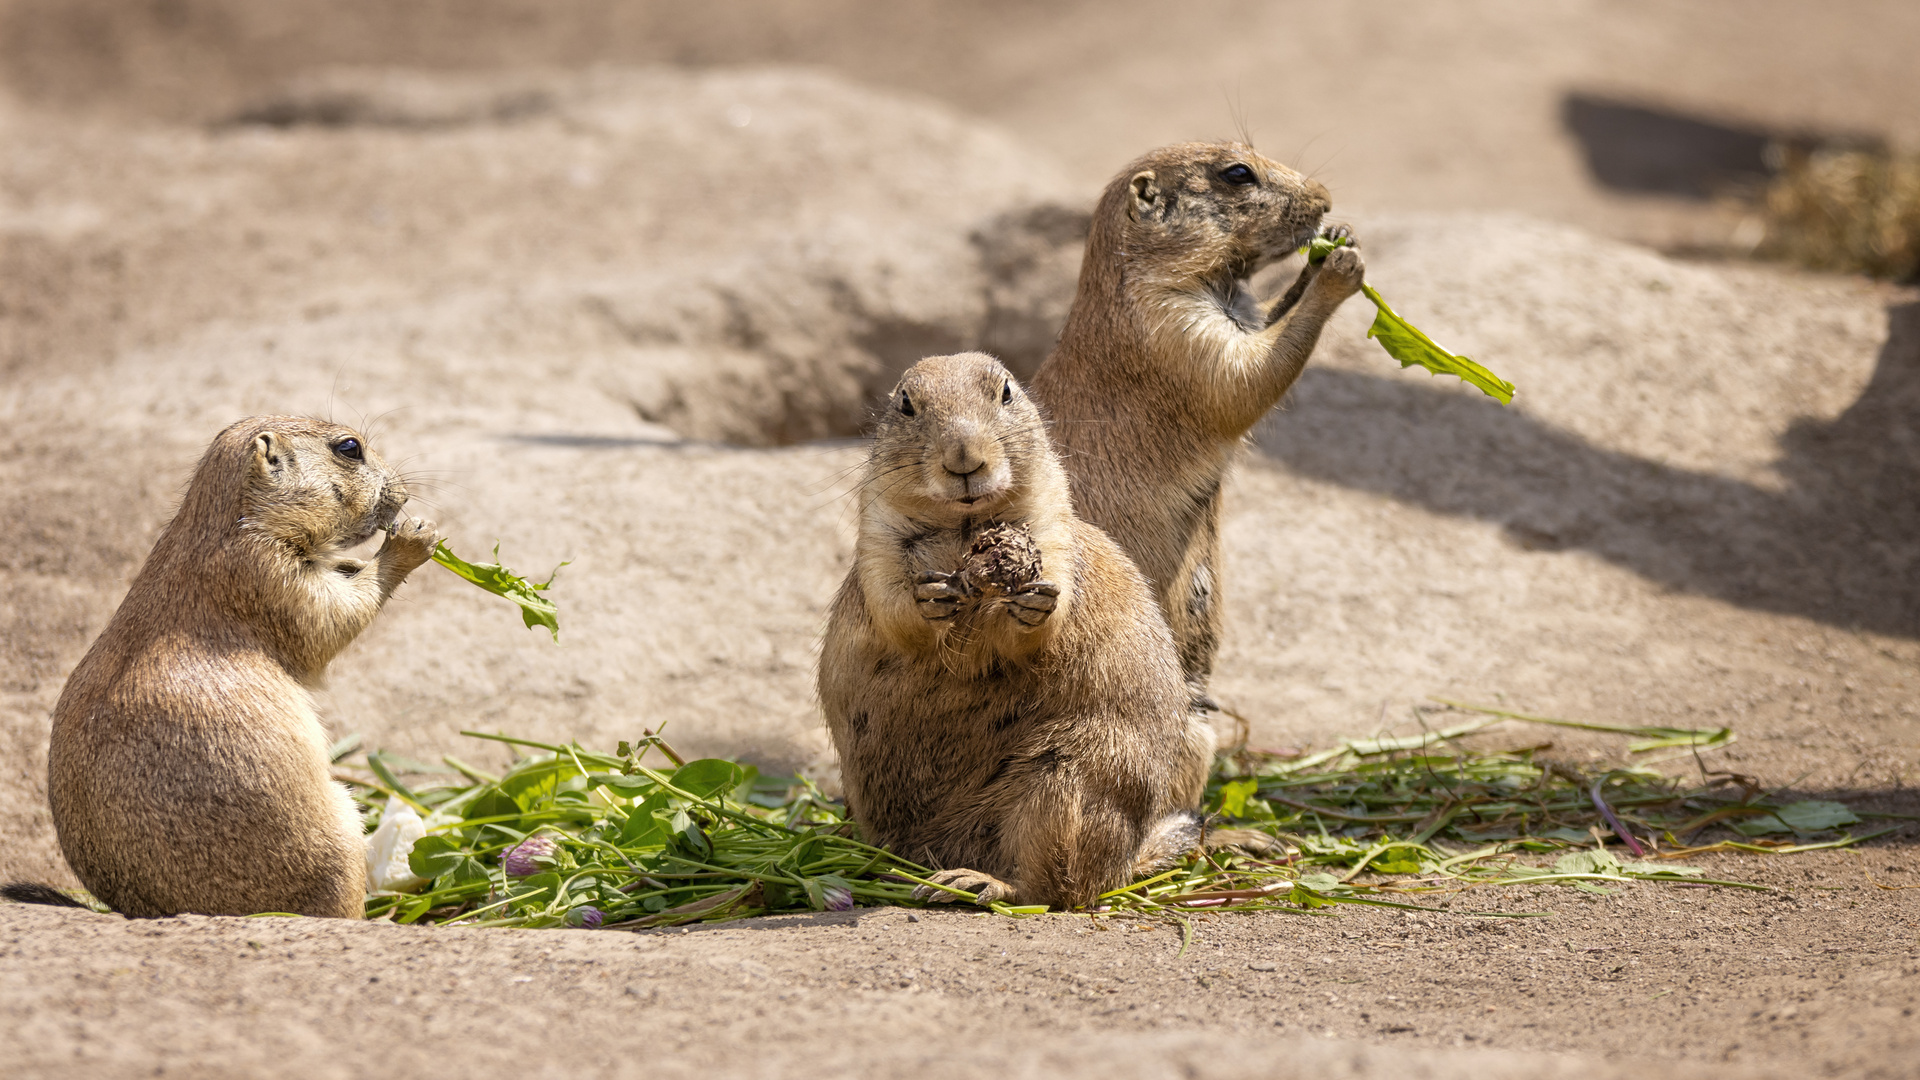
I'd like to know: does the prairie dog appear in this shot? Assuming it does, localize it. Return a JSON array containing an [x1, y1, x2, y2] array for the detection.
[[44, 417, 438, 918], [1030, 141, 1365, 693], [818, 352, 1214, 909]]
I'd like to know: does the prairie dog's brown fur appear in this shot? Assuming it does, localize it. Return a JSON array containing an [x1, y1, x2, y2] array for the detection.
[[46, 417, 438, 918], [818, 352, 1214, 909], [1031, 142, 1365, 692]]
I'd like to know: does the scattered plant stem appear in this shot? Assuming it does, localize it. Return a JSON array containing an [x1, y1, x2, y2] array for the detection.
[[328, 706, 1898, 931]]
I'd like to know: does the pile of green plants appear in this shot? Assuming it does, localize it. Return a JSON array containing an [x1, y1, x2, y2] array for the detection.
[[340, 702, 1898, 931]]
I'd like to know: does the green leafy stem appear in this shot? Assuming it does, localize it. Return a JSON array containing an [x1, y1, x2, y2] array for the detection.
[[1306, 233, 1516, 404], [428, 540, 565, 640]]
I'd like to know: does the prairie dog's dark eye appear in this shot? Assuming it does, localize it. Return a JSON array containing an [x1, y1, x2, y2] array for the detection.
[[898, 393, 916, 417], [333, 437, 364, 462], [1001, 381, 1012, 405], [1220, 163, 1256, 186]]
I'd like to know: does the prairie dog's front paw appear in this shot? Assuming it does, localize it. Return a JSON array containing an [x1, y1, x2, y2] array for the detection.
[[1005, 580, 1059, 628], [914, 570, 966, 621], [1311, 244, 1365, 299], [381, 517, 440, 573], [912, 868, 1017, 905]]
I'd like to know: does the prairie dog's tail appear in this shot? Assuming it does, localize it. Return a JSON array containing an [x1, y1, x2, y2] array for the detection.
[[1204, 827, 1282, 856], [1, 882, 91, 909], [1131, 809, 1205, 877], [1131, 812, 1284, 880]]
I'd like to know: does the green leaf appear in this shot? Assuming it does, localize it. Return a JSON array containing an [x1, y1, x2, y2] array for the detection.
[[666, 808, 711, 858], [1306, 235, 1347, 264], [462, 788, 522, 826], [1288, 880, 1336, 908], [509, 872, 562, 912], [430, 540, 565, 640], [590, 772, 660, 798], [501, 758, 583, 812], [438, 855, 491, 888], [1217, 777, 1259, 819], [1732, 800, 1860, 836], [1299, 233, 1515, 404], [364, 752, 419, 807], [1552, 849, 1623, 876], [617, 792, 673, 847], [1361, 285, 1515, 404], [761, 880, 798, 909], [1626, 728, 1734, 753], [407, 835, 468, 880], [670, 759, 751, 800], [1622, 861, 1704, 878]]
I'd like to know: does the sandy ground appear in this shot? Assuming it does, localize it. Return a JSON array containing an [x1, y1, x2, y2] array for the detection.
[[3, 3, 1920, 1078], [6, 849, 1918, 1079]]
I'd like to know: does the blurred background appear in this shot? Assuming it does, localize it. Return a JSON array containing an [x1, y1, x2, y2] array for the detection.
[[6, 0, 1920, 258]]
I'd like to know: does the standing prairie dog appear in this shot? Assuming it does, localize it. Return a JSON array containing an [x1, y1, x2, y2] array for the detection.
[[819, 352, 1214, 909], [1030, 142, 1365, 694], [42, 417, 438, 918]]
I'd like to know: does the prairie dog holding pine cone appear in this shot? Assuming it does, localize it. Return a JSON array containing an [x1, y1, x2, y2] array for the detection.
[[1030, 142, 1365, 695], [818, 352, 1214, 909], [39, 417, 438, 918]]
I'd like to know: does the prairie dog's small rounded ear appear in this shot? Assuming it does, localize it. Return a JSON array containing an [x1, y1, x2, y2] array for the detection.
[[1128, 170, 1160, 221], [253, 433, 282, 478]]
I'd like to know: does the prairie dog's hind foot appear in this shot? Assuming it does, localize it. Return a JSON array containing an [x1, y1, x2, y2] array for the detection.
[[912, 868, 1017, 906]]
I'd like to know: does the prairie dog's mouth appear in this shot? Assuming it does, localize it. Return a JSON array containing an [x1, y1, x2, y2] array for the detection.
[[924, 482, 1012, 517], [1284, 220, 1326, 255], [339, 501, 404, 552], [945, 464, 1013, 509], [337, 527, 386, 563]]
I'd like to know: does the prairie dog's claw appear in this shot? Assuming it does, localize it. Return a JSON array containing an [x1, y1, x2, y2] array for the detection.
[[381, 518, 440, 570], [1319, 221, 1356, 247], [911, 868, 1017, 905], [1005, 580, 1059, 628], [1314, 245, 1365, 294], [914, 571, 966, 620]]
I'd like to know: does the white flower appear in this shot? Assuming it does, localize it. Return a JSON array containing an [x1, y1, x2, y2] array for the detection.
[[365, 800, 428, 893]]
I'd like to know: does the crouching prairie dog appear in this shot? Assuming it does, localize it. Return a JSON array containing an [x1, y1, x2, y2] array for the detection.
[[818, 352, 1216, 909], [39, 417, 438, 918], [1030, 142, 1366, 693]]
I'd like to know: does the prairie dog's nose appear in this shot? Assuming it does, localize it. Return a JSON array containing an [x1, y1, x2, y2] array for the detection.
[[943, 446, 986, 477], [940, 418, 989, 477], [1301, 177, 1331, 213]]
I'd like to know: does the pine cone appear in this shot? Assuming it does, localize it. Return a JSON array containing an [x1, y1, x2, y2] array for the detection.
[[958, 522, 1041, 597]]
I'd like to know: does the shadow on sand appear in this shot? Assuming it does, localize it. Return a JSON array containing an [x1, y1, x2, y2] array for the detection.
[[1256, 301, 1920, 639], [1558, 91, 1882, 200]]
